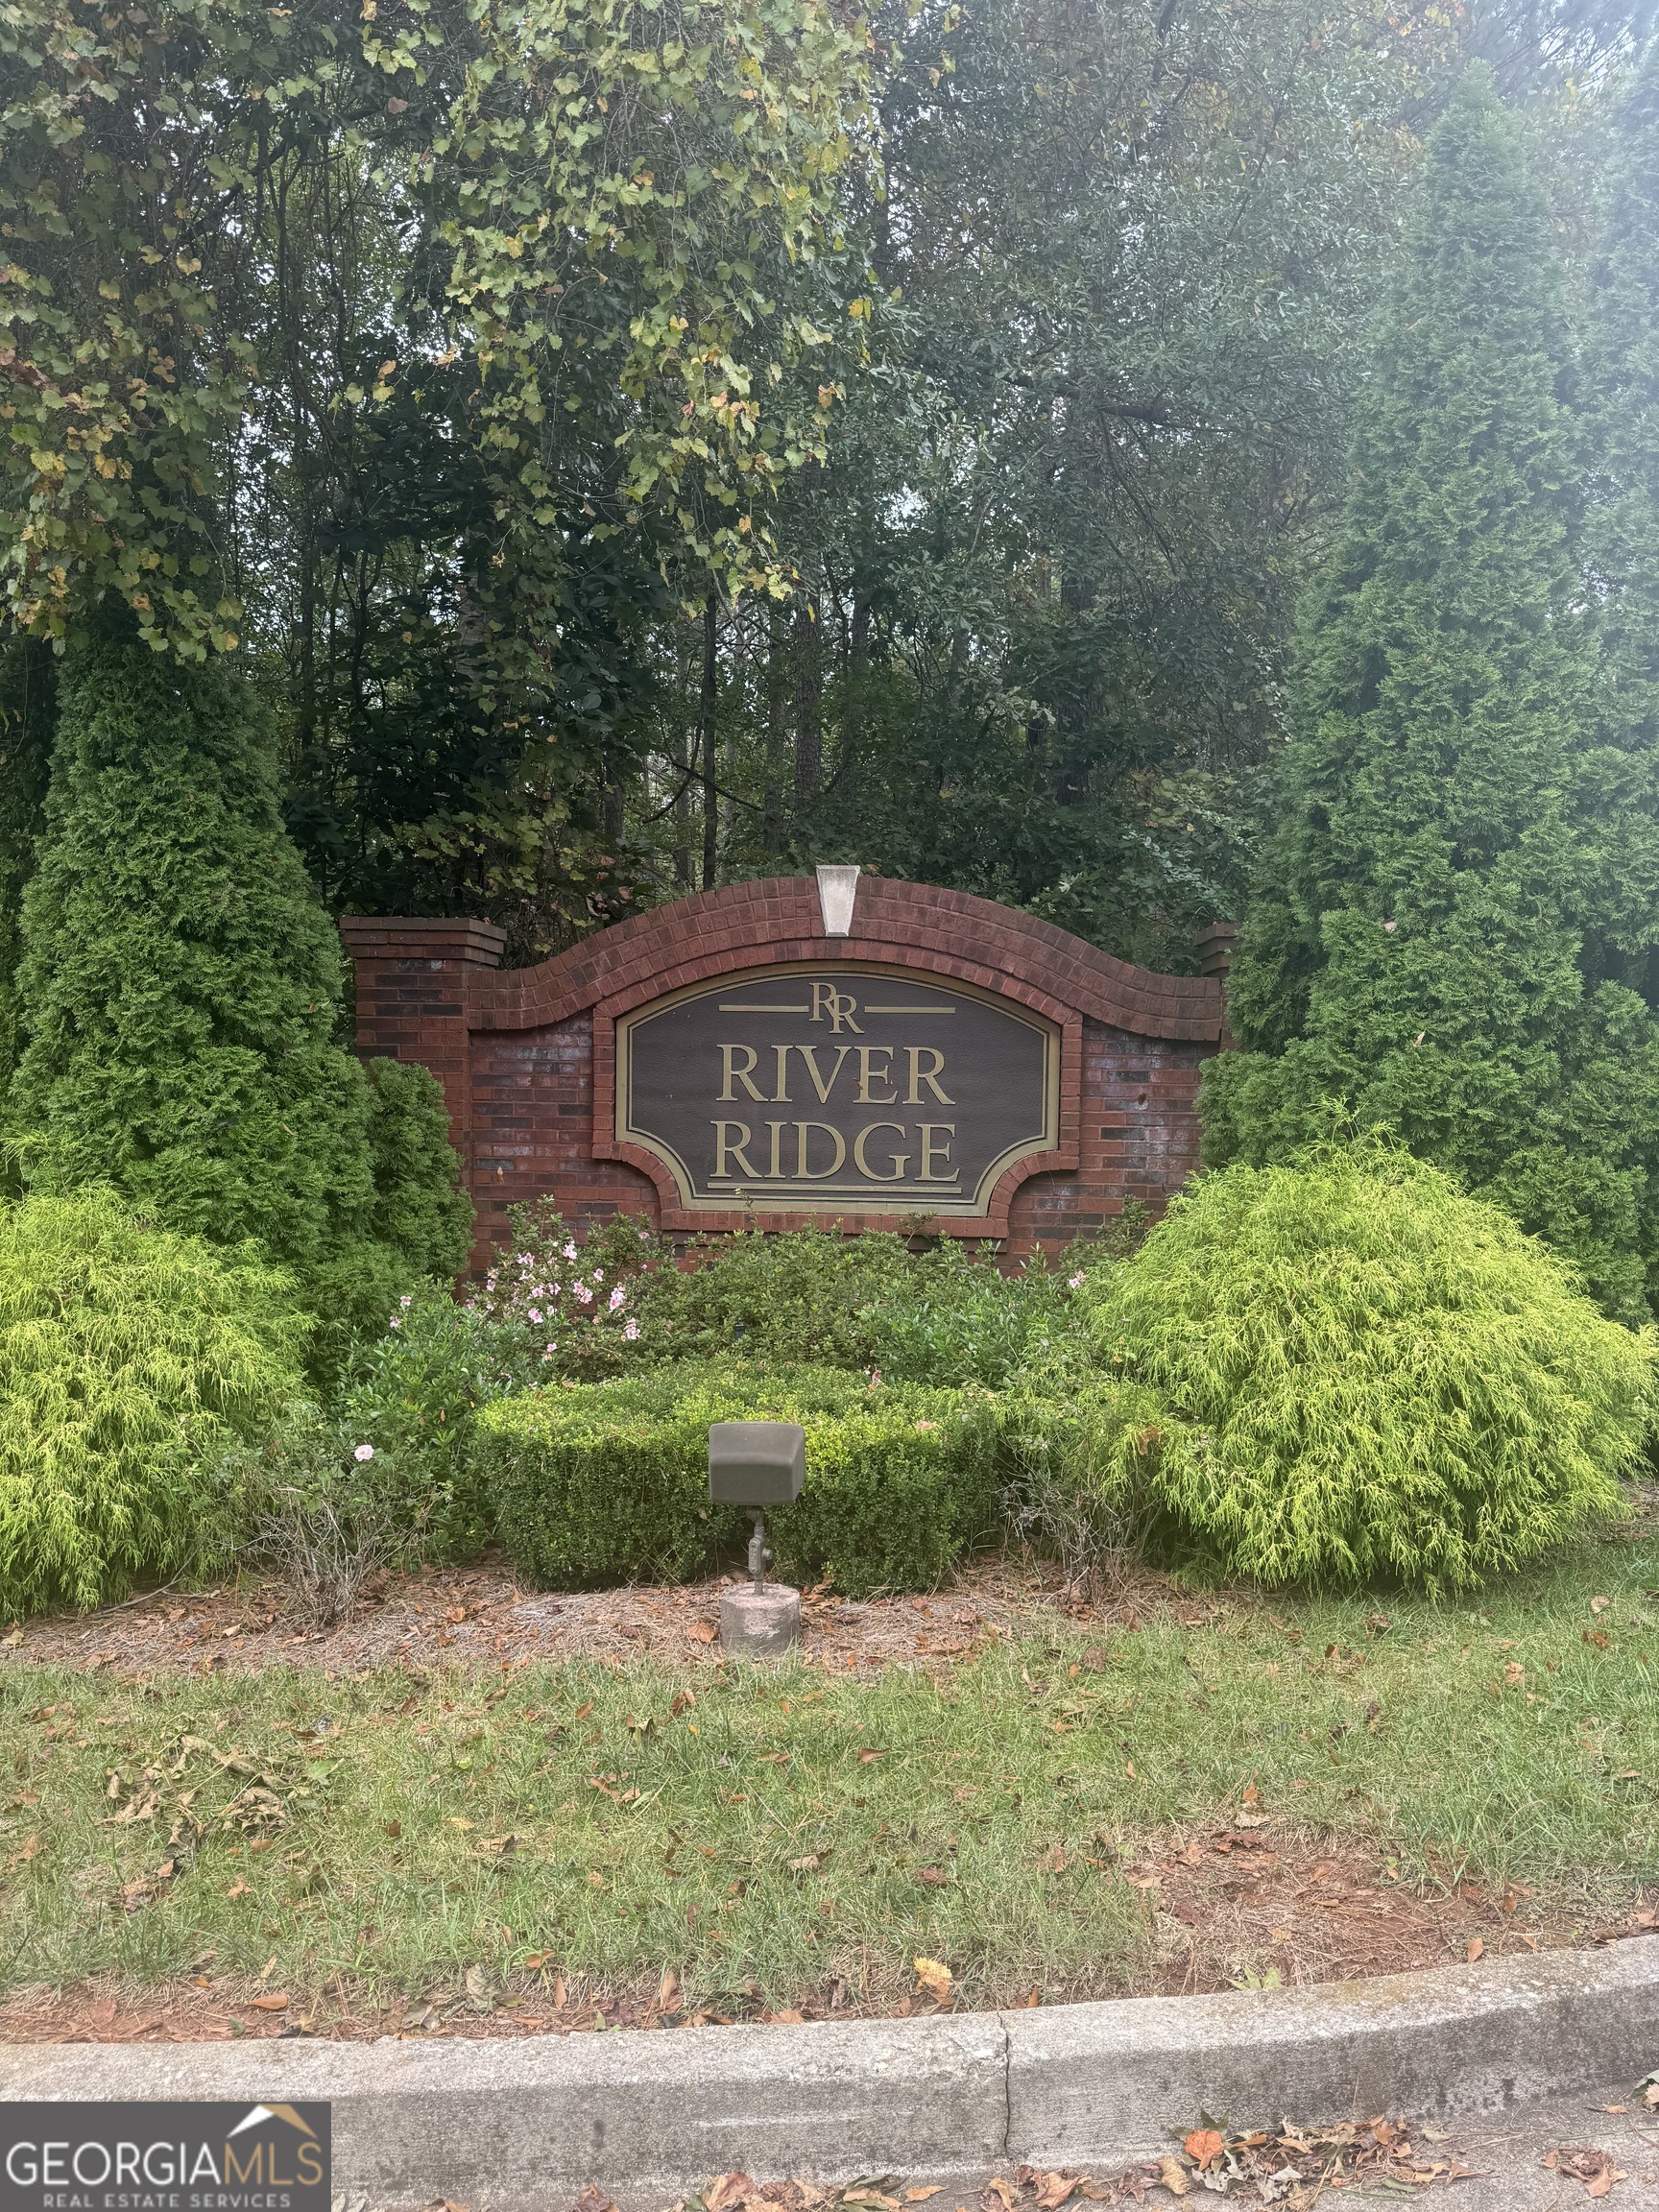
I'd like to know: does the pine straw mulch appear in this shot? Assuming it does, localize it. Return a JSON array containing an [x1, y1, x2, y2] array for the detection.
[[0, 1554, 1205, 1680]]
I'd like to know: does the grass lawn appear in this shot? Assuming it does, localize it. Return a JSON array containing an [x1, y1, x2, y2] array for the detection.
[[2, 1527, 1657, 2035]]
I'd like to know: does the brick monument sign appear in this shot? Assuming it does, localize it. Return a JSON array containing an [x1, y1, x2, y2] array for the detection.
[[340, 868, 1231, 1267]]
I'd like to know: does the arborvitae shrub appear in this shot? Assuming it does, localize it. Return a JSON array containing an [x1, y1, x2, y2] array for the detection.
[[475, 1360, 1003, 1594], [1079, 1146, 1652, 1590], [0, 1189, 308, 1614], [5, 622, 470, 1351], [1202, 68, 1659, 1322]]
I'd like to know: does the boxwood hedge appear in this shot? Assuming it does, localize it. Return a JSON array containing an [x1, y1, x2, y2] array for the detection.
[[473, 1360, 1003, 1595]]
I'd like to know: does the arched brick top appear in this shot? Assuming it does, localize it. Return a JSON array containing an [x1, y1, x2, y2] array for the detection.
[[466, 875, 1224, 1043]]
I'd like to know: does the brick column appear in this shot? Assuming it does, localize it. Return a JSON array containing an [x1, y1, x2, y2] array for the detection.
[[338, 918, 505, 1182]]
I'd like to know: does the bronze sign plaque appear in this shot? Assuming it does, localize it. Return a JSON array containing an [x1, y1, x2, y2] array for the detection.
[[614, 965, 1060, 1215]]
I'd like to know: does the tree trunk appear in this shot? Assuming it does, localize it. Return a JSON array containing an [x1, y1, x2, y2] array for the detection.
[[762, 599, 788, 859], [794, 592, 822, 816], [700, 593, 719, 891]]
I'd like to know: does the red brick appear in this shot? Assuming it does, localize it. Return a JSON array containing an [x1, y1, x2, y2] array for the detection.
[[341, 878, 1225, 1269]]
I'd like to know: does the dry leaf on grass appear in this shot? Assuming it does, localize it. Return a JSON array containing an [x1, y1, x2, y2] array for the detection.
[[914, 1957, 953, 2004]]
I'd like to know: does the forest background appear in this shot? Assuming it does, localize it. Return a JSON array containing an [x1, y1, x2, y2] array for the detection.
[[7, 0, 1649, 985]]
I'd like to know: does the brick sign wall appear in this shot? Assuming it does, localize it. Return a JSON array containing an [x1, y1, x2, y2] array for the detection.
[[340, 872, 1230, 1268]]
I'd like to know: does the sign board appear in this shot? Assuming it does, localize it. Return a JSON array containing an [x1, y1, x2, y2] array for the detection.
[[614, 964, 1059, 1215]]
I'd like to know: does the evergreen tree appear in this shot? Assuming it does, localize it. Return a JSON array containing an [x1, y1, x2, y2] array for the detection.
[[1201, 65, 1659, 1323], [0, 635, 53, 1136], [1577, 45, 1659, 1000], [5, 616, 471, 1351]]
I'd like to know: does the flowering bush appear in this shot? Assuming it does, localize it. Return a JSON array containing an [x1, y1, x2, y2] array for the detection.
[[469, 1200, 663, 1375]]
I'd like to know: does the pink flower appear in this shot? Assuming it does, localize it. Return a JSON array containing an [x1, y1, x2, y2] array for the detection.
[[516, 1253, 533, 1265], [389, 1316, 402, 1330], [1069, 1270, 1086, 1289], [592, 1267, 604, 1284], [609, 1286, 626, 1311], [563, 1240, 579, 1261], [573, 1282, 593, 1306], [623, 1318, 639, 1341], [353, 1443, 375, 1462], [528, 1307, 543, 1324], [399, 1292, 414, 1308]]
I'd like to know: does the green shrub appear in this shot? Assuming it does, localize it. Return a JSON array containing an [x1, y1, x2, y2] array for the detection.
[[858, 1233, 1135, 1389], [1078, 1145, 1654, 1590], [475, 1361, 1004, 1595], [217, 1402, 397, 1626], [5, 617, 470, 1370], [635, 1227, 922, 1368], [337, 1285, 540, 1557], [473, 1199, 664, 1375], [0, 1189, 308, 1615]]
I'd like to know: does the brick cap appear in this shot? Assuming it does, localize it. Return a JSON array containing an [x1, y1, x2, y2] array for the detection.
[[462, 877, 1226, 1043], [339, 916, 506, 968]]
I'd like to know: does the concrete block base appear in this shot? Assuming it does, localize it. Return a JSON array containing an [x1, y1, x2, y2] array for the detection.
[[720, 1581, 802, 1658]]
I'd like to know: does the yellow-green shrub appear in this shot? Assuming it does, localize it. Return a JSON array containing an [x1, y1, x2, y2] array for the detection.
[[0, 1189, 309, 1614], [474, 1361, 1002, 1594], [1079, 1146, 1654, 1589]]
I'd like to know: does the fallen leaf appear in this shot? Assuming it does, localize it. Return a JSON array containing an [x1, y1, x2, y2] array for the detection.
[[247, 1993, 288, 2011], [688, 1622, 718, 1645], [905, 2192, 945, 2203], [704, 2176, 759, 2212], [1184, 2131, 1225, 2171], [572, 2189, 619, 2212], [383, 1820, 402, 1839], [9, 1835, 40, 1868], [1465, 1936, 1484, 1962], [1591, 1596, 1612, 1615], [857, 1748, 887, 1763], [1157, 2158, 1190, 2199], [914, 1956, 953, 2003]]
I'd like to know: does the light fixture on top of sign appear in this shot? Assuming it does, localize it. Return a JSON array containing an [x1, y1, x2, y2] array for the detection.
[[816, 863, 859, 936]]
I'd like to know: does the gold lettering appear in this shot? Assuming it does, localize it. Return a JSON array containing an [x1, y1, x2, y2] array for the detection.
[[853, 1121, 909, 1181], [905, 1046, 953, 1104], [712, 1120, 757, 1178], [855, 1046, 897, 1103], [226, 2147, 261, 2187], [299, 2147, 325, 2187], [772, 1043, 792, 1102], [795, 1044, 854, 1102], [795, 1121, 848, 1178], [809, 980, 863, 1033], [917, 1122, 956, 1179], [719, 1044, 766, 1102], [765, 1119, 786, 1177]]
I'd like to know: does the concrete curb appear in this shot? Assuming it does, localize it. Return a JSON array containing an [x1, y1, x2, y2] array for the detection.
[[2, 1946, 1657, 2204]]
